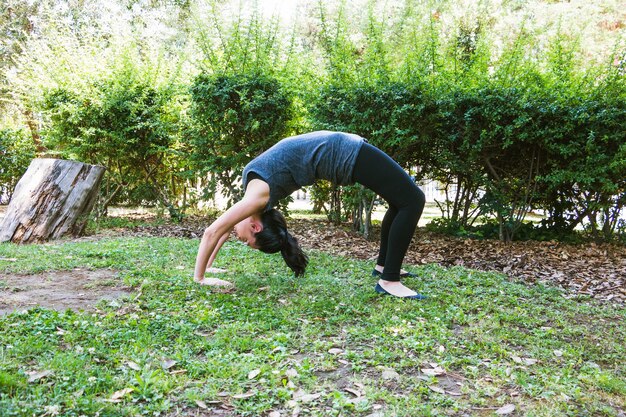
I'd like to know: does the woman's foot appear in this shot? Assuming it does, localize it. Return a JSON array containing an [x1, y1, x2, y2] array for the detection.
[[372, 265, 417, 278], [375, 279, 426, 299], [194, 277, 234, 288]]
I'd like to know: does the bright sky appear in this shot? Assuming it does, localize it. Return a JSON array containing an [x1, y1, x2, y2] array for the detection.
[[257, 0, 309, 25]]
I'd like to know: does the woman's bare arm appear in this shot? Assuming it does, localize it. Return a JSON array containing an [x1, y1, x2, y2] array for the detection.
[[204, 231, 230, 273], [193, 179, 269, 282]]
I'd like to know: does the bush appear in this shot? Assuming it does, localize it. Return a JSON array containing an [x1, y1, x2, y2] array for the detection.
[[537, 95, 626, 241], [188, 72, 295, 205], [0, 128, 35, 203], [42, 69, 185, 218], [309, 82, 434, 229]]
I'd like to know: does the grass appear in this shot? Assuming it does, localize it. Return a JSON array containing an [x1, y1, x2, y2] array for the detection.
[[0, 236, 625, 416]]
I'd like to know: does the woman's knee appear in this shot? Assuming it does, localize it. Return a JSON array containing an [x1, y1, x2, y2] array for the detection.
[[408, 186, 425, 212]]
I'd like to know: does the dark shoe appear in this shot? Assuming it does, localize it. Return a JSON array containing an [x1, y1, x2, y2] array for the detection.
[[374, 283, 427, 300], [372, 269, 418, 278]]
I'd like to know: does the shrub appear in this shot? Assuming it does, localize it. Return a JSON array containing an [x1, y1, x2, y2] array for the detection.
[[42, 71, 185, 218], [0, 128, 36, 204], [188, 72, 295, 204]]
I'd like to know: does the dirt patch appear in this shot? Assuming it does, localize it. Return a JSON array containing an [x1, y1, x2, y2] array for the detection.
[[0, 269, 131, 315]]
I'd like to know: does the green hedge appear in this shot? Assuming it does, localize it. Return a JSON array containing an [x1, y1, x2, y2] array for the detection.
[[188, 72, 295, 205], [4, 1, 625, 242], [310, 81, 626, 241]]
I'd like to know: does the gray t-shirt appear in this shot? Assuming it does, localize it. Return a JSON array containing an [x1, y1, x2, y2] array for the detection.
[[242, 131, 365, 208]]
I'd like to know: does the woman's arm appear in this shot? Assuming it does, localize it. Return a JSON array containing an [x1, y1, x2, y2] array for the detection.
[[204, 231, 230, 273], [193, 179, 269, 282]]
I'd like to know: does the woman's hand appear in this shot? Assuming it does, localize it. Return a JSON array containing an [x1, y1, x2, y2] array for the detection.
[[194, 277, 234, 287], [206, 267, 227, 274]]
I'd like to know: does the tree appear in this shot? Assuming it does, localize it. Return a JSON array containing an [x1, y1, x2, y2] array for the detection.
[[0, 158, 105, 243]]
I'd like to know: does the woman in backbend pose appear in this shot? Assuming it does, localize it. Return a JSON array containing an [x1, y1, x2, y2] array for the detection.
[[194, 131, 426, 299]]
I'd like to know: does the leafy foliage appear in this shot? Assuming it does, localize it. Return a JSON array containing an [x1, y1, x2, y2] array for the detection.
[[0, 128, 35, 203], [42, 59, 186, 218], [188, 72, 295, 203], [1, 0, 625, 242]]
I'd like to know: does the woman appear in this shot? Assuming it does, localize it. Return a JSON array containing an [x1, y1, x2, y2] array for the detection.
[[194, 131, 426, 299]]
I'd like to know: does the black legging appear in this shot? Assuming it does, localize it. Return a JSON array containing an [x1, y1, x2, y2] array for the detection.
[[352, 143, 425, 282]]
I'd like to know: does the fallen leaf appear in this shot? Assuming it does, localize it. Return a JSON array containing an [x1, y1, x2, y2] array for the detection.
[[248, 369, 261, 379], [232, 391, 255, 399], [299, 393, 322, 403], [328, 348, 343, 355], [26, 370, 53, 383], [169, 369, 187, 375], [512, 356, 537, 366], [344, 387, 361, 397], [495, 404, 516, 415], [196, 400, 208, 409], [126, 361, 141, 371], [381, 369, 400, 381], [110, 388, 134, 401], [162, 359, 177, 370], [428, 385, 446, 394], [196, 277, 234, 289], [421, 367, 446, 376], [43, 405, 61, 416]]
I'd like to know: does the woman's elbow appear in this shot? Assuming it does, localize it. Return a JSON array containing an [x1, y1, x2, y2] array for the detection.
[[202, 227, 218, 241]]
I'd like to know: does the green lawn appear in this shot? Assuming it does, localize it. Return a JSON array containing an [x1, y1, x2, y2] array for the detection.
[[1, 237, 625, 416]]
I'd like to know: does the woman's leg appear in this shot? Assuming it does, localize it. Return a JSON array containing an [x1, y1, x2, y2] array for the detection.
[[376, 205, 398, 268], [352, 143, 425, 291]]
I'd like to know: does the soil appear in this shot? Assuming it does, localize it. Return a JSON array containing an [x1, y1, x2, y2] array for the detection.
[[0, 268, 131, 315]]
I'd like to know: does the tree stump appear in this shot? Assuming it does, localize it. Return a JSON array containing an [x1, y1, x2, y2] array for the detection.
[[0, 159, 106, 243]]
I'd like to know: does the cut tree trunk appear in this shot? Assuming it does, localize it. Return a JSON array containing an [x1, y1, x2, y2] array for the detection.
[[0, 158, 106, 243]]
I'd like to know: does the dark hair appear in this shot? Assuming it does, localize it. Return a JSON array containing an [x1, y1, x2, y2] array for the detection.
[[255, 209, 308, 277]]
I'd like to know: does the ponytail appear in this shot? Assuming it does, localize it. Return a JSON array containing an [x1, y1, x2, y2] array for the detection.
[[255, 209, 309, 277]]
